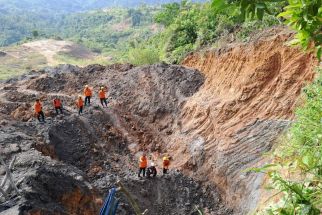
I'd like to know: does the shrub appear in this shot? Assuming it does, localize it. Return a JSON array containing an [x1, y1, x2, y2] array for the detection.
[[128, 47, 160, 65], [253, 68, 322, 214]]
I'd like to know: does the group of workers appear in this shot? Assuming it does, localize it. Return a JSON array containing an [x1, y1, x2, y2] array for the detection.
[[34, 85, 108, 122], [34, 85, 172, 177], [138, 154, 170, 178]]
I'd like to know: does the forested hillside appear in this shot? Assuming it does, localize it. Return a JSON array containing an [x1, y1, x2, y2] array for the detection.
[[0, 6, 161, 59], [0, 6, 162, 79], [0, 0, 204, 46], [130, 1, 283, 64], [0, 0, 297, 69], [0, 0, 203, 13], [55, 7, 161, 61]]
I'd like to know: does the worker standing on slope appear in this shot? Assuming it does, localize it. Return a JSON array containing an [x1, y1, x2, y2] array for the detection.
[[163, 155, 170, 175], [53, 97, 63, 115], [84, 85, 92, 106], [76, 95, 84, 115], [138, 153, 148, 178], [98, 86, 108, 107], [34, 99, 45, 122]]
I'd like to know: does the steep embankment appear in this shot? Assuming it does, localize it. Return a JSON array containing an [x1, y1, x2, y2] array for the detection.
[[178, 28, 317, 212]]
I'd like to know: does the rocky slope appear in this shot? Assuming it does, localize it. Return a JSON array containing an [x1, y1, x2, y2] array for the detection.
[[0, 28, 318, 214], [180, 28, 317, 213], [0, 63, 230, 214]]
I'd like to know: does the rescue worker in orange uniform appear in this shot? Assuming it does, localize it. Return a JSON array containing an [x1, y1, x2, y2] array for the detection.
[[138, 153, 148, 178], [76, 95, 84, 115], [84, 85, 92, 106], [163, 155, 170, 175], [53, 97, 63, 115], [34, 99, 45, 122], [98, 86, 108, 107]]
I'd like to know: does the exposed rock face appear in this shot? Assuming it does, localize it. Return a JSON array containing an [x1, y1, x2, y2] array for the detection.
[[180, 28, 317, 213]]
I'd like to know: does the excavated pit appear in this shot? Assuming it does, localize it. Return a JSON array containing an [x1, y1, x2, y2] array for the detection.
[[0, 63, 231, 215], [0, 28, 318, 215], [45, 112, 232, 215]]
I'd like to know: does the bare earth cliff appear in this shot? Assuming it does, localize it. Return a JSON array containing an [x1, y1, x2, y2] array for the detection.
[[180, 28, 317, 212], [0, 28, 317, 214]]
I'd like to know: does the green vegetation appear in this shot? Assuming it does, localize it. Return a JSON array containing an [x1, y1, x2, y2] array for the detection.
[[0, 1, 205, 47], [207, 1, 322, 213], [0, 6, 162, 63], [0, 0, 284, 65], [128, 47, 160, 65], [0, 47, 47, 80], [134, 1, 281, 64], [0, 12, 57, 46], [0, 6, 165, 78], [131, 0, 320, 64], [56, 7, 161, 63], [252, 69, 322, 214], [212, 0, 322, 58], [0, 0, 199, 14], [53, 52, 109, 66]]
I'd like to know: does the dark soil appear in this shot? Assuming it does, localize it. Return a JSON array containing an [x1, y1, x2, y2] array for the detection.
[[0, 63, 231, 215]]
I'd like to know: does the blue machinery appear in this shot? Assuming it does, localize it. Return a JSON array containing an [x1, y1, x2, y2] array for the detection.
[[99, 188, 119, 215], [100, 181, 148, 215]]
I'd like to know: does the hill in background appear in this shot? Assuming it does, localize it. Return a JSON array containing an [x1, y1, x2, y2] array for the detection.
[[0, 0, 204, 13], [0, 0, 178, 46], [0, 6, 162, 79], [0, 39, 102, 80]]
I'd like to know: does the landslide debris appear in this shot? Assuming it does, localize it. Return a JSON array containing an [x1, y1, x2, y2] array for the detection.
[[0, 63, 229, 215], [0, 28, 317, 215]]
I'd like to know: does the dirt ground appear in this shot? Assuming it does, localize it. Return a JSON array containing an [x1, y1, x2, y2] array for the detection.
[[0, 63, 231, 214], [0, 28, 318, 215]]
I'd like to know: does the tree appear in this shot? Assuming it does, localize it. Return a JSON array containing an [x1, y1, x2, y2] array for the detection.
[[32, 30, 39, 38], [211, 0, 322, 59], [128, 9, 143, 26], [154, 2, 181, 26]]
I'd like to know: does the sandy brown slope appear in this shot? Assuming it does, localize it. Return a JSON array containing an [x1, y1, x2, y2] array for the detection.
[[178, 28, 317, 213]]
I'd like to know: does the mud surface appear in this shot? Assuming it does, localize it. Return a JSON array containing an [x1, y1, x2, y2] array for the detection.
[[0, 63, 230, 215]]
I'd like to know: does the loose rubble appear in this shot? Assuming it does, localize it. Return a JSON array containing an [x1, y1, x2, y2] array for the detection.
[[0, 63, 229, 214]]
